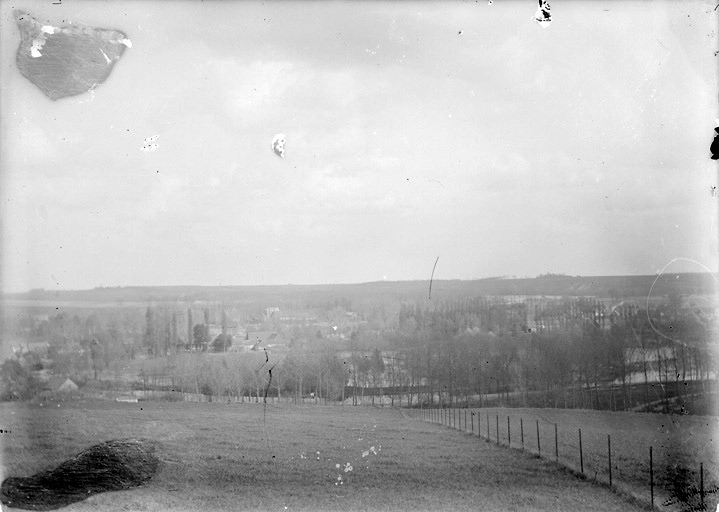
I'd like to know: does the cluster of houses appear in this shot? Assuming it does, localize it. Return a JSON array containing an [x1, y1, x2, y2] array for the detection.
[[187, 304, 365, 353], [32, 369, 79, 397], [228, 330, 286, 353]]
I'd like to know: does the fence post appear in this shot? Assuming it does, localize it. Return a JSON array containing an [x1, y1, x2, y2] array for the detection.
[[454, 408, 456, 429], [579, 428, 584, 474], [507, 416, 511, 447], [464, 410, 467, 431], [536, 420, 541, 456], [555, 423, 558, 462], [700, 462, 704, 510], [521, 418, 524, 450], [496, 414, 500, 445], [650, 446, 654, 509], [487, 413, 490, 441], [608, 435, 612, 487], [471, 411, 474, 434]]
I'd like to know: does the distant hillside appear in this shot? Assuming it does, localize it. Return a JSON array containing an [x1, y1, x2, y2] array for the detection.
[[3, 273, 715, 309]]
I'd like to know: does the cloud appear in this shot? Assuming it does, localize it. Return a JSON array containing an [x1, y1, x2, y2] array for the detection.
[[1, 117, 60, 169]]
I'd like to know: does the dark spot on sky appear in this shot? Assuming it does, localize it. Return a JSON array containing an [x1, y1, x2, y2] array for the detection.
[[14, 10, 130, 100], [710, 127, 719, 160]]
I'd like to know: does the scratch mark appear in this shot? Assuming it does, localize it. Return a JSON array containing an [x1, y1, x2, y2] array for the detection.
[[428, 256, 439, 300], [645, 258, 718, 347], [78, 83, 97, 104], [262, 351, 277, 455]]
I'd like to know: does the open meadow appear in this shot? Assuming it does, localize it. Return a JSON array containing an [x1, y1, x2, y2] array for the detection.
[[0, 399, 649, 512]]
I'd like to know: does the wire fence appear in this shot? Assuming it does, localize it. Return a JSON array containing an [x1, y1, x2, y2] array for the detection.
[[414, 407, 718, 511]]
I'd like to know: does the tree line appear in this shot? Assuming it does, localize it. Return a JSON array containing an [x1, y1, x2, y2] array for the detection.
[[385, 297, 716, 410], [2, 294, 715, 412]]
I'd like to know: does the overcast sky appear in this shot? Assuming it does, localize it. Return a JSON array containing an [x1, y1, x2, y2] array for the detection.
[[0, 1, 716, 292]]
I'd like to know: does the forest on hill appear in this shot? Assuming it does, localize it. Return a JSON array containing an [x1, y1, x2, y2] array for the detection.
[[4, 272, 715, 308]]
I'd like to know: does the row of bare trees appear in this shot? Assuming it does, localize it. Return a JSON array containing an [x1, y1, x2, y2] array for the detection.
[[386, 298, 717, 410], [147, 337, 350, 403]]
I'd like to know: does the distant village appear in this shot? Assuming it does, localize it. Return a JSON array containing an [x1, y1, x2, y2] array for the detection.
[[2, 275, 716, 412]]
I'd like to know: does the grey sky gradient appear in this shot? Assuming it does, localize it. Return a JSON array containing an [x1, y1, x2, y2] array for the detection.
[[1, 1, 716, 292]]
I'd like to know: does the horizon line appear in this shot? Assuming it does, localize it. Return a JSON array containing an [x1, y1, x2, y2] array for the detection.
[[4, 271, 716, 295]]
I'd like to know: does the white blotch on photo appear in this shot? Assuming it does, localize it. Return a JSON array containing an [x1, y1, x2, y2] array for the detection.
[[272, 133, 286, 158], [141, 135, 159, 152]]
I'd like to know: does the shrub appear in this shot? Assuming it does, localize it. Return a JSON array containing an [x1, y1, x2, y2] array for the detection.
[[0, 359, 41, 401]]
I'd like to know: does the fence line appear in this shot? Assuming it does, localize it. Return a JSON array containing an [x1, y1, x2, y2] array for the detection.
[[88, 388, 418, 406], [416, 407, 716, 511]]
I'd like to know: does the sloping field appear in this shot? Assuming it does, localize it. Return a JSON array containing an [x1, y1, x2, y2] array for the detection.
[[0, 399, 645, 512], [416, 407, 718, 510]]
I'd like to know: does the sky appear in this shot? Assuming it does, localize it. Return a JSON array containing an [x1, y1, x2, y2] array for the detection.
[[0, 0, 717, 292]]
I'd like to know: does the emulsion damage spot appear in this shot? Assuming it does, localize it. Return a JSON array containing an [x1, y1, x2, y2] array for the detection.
[[14, 10, 131, 100]]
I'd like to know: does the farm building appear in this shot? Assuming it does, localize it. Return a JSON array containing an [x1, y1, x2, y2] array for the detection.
[[42, 377, 79, 394]]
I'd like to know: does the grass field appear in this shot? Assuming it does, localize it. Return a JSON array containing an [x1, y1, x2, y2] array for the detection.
[[414, 407, 719, 511], [0, 399, 650, 512]]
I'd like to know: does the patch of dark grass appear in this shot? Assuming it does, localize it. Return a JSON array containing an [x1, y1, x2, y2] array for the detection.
[[1, 438, 160, 511]]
